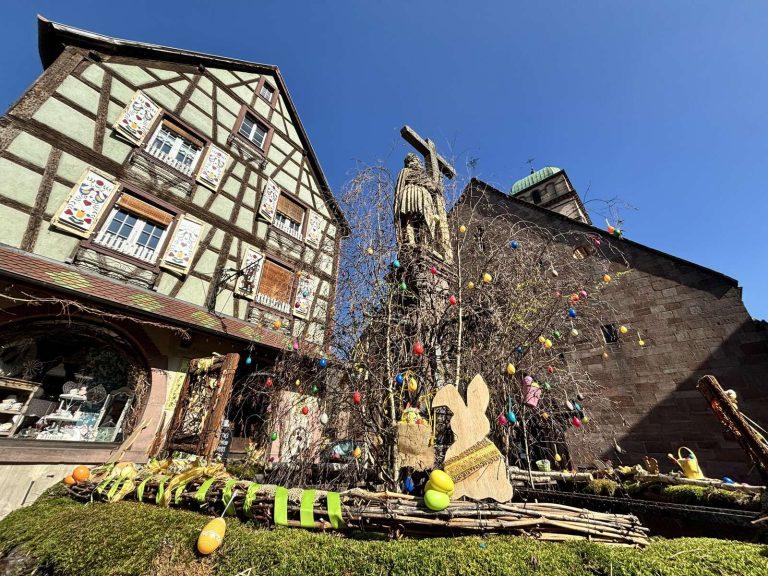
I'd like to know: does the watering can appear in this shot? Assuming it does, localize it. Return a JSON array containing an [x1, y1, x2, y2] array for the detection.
[[667, 446, 705, 479]]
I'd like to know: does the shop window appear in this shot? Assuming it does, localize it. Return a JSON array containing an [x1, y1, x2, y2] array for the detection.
[[0, 321, 146, 443], [259, 82, 275, 103], [255, 259, 294, 314], [239, 111, 269, 149], [601, 323, 619, 344], [93, 194, 174, 264], [273, 194, 305, 240], [146, 119, 204, 176]]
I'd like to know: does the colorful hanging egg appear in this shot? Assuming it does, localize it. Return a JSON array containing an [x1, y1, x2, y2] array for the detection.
[[404, 476, 415, 493], [607, 225, 615, 235], [506, 410, 517, 424], [572, 416, 582, 427], [428, 470, 455, 495], [602, 351, 609, 359], [467, 281, 475, 290], [619, 326, 628, 334], [412, 341, 425, 356], [265, 377, 273, 387], [319, 358, 328, 368], [366, 247, 374, 255], [273, 319, 282, 329], [197, 517, 226, 555], [541, 411, 550, 419], [393, 259, 401, 268], [408, 377, 418, 392], [497, 414, 508, 426], [571, 328, 579, 337], [245, 355, 252, 365], [544, 339, 553, 349], [429, 266, 437, 275], [395, 373, 404, 385], [506, 363, 516, 376], [293, 340, 299, 350], [603, 274, 612, 283], [72, 466, 90, 483], [570, 294, 580, 303], [538, 336, 546, 344], [523, 375, 533, 385], [568, 308, 577, 318], [566, 400, 574, 410], [270, 432, 278, 441], [543, 382, 552, 391], [510, 240, 519, 249], [638, 339, 646, 346], [574, 402, 582, 411], [459, 225, 467, 233], [448, 295, 457, 306], [515, 346, 524, 354], [320, 413, 329, 425], [554, 453, 562, 463], [547, 366, 554, 374], [352, 390, 362, 404], [553, 330, 561, 339], [352, 446, 362, 459], [424, 489, 450, 511], [63, 475, 76, 486], [582, 416, 590, 424], [301, 406, 309, 415], [295, 379, 301, 387], [579, 290, 588, 298], [311, 385, 319, 394], [482, 273, 492, 284]]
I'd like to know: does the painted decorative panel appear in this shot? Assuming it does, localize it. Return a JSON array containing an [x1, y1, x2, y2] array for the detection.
[[196, 144, 230, 190], [161, 215, 204, 274], [258, 178, 280, 222], [304, 210, 325, 248], [114, 91, 161, 144], [293, 273, 319, 319], [234, 247, 264, 298], [52, 168, 118, 237]]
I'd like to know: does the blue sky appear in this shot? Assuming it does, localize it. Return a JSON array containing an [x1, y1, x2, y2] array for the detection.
[[1, 1, 766, 318]]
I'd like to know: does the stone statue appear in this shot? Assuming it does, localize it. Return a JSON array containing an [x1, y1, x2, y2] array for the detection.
[[394, 152, 453, 263]]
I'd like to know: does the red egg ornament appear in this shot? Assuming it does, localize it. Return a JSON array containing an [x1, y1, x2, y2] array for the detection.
[[412, 341, 425, 356], [429, 266, 437, 275], [572, 416, 582, 428], [497, 414, 509, 426], [448, 295, 457, 306], [352, 390, 362, 405], [547, 366, 554, 374], [301, 406, 309, 415], [265, 377, 273, 387]]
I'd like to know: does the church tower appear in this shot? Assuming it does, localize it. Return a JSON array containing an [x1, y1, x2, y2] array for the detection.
[[510, 166, 591, 224]]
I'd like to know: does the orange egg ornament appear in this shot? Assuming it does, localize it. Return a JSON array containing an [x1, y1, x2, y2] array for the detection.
[[72, 465, 90, 483], [63, 475, 76, 486], [197, 517, 226, 555]]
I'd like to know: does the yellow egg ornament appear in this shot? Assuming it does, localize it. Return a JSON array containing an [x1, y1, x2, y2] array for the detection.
[[554, 453, 562, 463], [366, 247, 374, 255], [603, 274, 612, 283], [506, 363, 516, 376], [424, 489, 450, 511], [619, 325, 628, 334], [538, 336, 546, 344], [638, 339, 646, 347], [197, 517, 226, 555], [482, 273, 492, 284], [466, 281, 475, 290], [352, 446, 362, 459], [408, 377, 418, 392], [459, 225, 467, 234], [427, 470, 455, 496], [544, 339, 553, 349]]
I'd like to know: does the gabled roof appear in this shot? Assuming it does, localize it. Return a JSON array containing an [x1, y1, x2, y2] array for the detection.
[[458, 178, 738, 287], [36, 15, 349, 236]]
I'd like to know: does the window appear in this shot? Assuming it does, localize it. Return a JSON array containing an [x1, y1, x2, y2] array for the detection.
[[601, 323, 619, 344], [273, 194, 305, 240], [255, 260, 294, 314], [146, 120, 203, 176], [94, 194, 173, 264], [531, 189, 542, 204], [260, 82, 275, 102], [238, 112, 268, 149]]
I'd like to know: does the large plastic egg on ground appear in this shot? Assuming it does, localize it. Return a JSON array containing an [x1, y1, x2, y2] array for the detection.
[[428, 470, 455, 495], [424, 489, 450, 511], [197, 517, 226, 555]]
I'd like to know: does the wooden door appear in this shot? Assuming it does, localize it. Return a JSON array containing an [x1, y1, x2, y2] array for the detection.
[[164, 352, 239, 459]]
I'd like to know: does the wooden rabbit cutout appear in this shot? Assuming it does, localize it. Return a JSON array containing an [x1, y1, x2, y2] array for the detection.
[[432, 374, 513, 502]]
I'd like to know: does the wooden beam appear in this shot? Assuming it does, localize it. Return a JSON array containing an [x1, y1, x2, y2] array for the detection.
[[400, 125, 455, 179]]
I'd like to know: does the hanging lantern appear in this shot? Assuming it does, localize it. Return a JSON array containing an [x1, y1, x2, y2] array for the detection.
[[301, 406, 309, 415], [319, 413, 329, 425], [412, 341, 425, 356], [459, 225, 467, 233], [567, 308, 577, 318], [319, 358, 328, 368], [506, 363, 516, 376], [393, 259, 401, 268], [408, 377, 418, 392], [572, 416, 582, 427], [448, 294, 457, 306], [603, 274, 612, 283], [482, 273, 493, 284], [510, 240, 519, 249], [273, 319, 282, 329], [619, 326, 628, 334], [466, 281, 475, 290], [395, 373, 404, 385], [352, 390, 362, 405], [265, 377, 273, 387], [429, 265, 437, 275], [497, 414, 509, 426]]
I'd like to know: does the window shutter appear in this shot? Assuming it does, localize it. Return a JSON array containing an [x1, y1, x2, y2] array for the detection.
[[116, 195, 174, 226], [293, 273, 320, 319], [258, 260, 293, 304], [161, 215, 204, 274], [51, 168, 119, 238], [304, 210, 325, 248], [235, 247, 264, 299], [196, 144, 231, 191], [276, 194, 305, 223], [258, 179, 280, 222], [114, 90, 161, 145]]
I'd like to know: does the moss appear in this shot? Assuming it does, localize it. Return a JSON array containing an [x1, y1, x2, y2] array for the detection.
[[1, 496, 767, 576], [624, 482, 760, 510], [583, 479, 619, 497]]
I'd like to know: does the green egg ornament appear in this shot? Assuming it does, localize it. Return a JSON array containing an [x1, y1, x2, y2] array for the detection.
[[424, 489, 450, 511]]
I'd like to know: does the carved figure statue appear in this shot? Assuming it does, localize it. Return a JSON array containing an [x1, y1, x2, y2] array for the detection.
[[432, 374, 514, 502]]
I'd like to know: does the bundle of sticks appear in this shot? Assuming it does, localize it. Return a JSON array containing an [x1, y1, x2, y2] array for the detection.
[[68, 480, 649, 546]]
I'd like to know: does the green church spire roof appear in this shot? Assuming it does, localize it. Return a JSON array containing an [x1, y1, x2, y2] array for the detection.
[[510, 166, 562, 195]]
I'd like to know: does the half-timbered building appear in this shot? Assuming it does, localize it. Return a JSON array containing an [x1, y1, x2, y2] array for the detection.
[[0, 17, 347, 516]]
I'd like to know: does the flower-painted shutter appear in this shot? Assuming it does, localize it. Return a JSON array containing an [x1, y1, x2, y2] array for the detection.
[[304, 210, 325, 248], [258, 178, 280, 222], [51, 168, 119, 238], [196, 144, 231, 191], [114, 90, 161, 145], [293, 273, 320, 319], [234, 247, 264, 299], [161, 215, 204, 274]]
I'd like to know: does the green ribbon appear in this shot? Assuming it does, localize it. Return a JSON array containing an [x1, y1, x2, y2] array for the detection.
[[222, 479, 238, 516], [243, 483, 260, 517], [274, 486, 289, 526], [136, 477, 151, 503], [106, 477, 125, 500], [300, 489, 316, 528], [155, 477, 168, 506], [95, 477, 113, 495], [195, 478, 217, 503], [326, 492, 344, 529], [174, 482, 188, 505]]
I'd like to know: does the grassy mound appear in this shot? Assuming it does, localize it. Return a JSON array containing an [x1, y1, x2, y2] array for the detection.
[[1, 493, 767, 576]]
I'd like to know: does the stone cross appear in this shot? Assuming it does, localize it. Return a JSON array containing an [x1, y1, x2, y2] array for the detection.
[[400, 125, 456, 189]]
